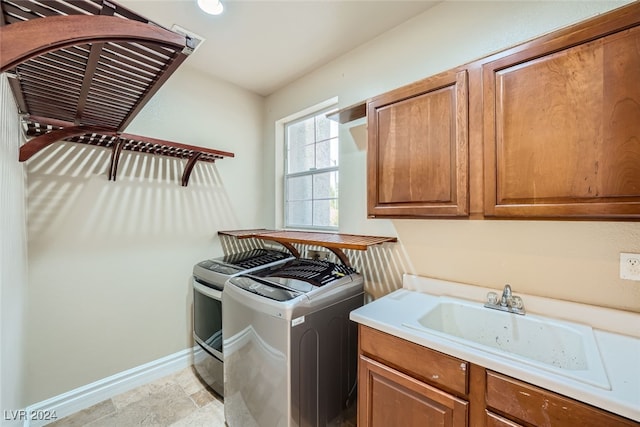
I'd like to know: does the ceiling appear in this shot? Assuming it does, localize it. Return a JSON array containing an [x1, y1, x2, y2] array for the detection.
[[118, 0, 440, 96]]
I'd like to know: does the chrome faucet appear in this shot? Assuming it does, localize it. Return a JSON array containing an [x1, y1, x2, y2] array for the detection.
[[500, 284, 512, 306], [485, 284, 525, 315]]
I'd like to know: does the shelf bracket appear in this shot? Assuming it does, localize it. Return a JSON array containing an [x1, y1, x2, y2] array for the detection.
[[272, 241, 301, 259], [247, 235, 351, 266], [108, 138, 125, 182], [19, 125, 114, 162], [325, 248, 351, 267], [181, 152, 203, 187]]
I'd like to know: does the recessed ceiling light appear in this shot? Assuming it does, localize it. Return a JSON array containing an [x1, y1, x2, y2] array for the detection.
[[197, 0, 224, 16]]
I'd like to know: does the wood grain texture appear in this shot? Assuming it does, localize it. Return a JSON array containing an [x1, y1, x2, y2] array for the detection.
[[19, 125, 114, 161], [251, 230, 397, 251], [359, 325, 468, 396], [377, 87, 453, 203], [468, 363, 487, 427], [0, 2, 236, 184], [485, 371, 639, 427], [483, 4, 640, 218], [0, 15, 185, 72], [362, 2, 640, 220], [0, 3, 196, 135], [326, 102, 366, 124], [216, 229, 397, 265], [485, 411, 524, 427], [466, 63, 485, 218], [367, 69, 469, 217], [359, 355, 468, 427], [357, 325, 638, 427], [23, 117, 235, 161]]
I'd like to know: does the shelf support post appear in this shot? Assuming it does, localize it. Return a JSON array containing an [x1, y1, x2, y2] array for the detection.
[[181, 152, 203, 187], [109, 138, 125, 182]]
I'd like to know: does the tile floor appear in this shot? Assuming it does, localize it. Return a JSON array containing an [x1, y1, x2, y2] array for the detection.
[[47, 367, 224, 427], [47, 366, 357, 426]]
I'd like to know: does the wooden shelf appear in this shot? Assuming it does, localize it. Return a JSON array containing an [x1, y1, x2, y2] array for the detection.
[[326, 102, 366, 124], [20, 116, 234, 186], [218, 229, 278, 238], [218, 229, 397, 266], [0, 0, 234, 186]]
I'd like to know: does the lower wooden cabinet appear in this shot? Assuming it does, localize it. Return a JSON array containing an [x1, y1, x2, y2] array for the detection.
[[359, 355, 468, 427], [357, 325, 639, 427]]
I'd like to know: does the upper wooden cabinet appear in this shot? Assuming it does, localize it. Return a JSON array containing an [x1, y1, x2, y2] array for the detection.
[[363, 2, 640, 220], [367, 69, 469, 218], [482, 5, 640, 218]]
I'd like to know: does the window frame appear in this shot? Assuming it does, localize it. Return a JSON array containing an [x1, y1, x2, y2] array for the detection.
[[283, 105, 339, 231]]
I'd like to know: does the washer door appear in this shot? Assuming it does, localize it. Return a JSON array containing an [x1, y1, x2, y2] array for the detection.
[[193, 280, 223, 360]]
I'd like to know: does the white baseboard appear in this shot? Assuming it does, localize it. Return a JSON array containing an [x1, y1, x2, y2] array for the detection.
[[21, 346, 198, 427]]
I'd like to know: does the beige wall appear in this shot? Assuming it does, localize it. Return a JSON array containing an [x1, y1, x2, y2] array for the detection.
[[264, 1, 640, 312], [1, 74, 27, 417], [24, 67, 265, 404]]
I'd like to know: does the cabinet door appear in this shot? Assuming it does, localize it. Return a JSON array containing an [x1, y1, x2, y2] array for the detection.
[[358, 355, 468, 427], [367, 69, 469, 217], [483, 12, 640, 218]]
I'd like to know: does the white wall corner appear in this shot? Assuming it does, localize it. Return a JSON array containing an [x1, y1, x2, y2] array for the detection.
[[1, 72, 28, 427]]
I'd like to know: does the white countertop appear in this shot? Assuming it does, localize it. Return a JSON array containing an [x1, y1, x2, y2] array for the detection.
[[350, 274, 640, 422]]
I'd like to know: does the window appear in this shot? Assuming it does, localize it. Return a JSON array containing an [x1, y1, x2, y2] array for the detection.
[[284, 108, 339, 230]]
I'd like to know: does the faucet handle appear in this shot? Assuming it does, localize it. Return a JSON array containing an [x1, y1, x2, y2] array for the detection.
[[485, 285, 526, 315], [487, 292, 499, 305], [511, 295, 524, 310]]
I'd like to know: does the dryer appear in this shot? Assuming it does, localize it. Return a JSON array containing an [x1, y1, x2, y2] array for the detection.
[[192, 248, 294, 396]]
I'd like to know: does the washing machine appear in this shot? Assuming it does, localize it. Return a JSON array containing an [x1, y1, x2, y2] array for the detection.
[[223, 258, 363, 427]]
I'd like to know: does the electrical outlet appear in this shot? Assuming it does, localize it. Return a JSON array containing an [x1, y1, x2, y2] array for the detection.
[[307, 249, 329, 261], [620, 253, 640, 281]]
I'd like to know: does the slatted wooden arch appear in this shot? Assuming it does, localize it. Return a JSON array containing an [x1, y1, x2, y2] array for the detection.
[[0, 0, 234, 186]]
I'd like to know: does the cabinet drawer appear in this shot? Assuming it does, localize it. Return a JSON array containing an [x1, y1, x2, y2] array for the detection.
[[359, 325, 468, 395], [359, 355, 468, 427], [486, 371, 638, 427]]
